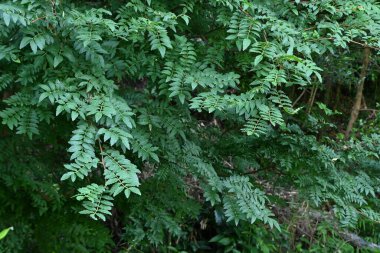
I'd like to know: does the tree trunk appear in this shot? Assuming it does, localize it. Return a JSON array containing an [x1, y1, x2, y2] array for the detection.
[[324, 77, 332, 106], [345, 47, 371, 139], [361, 96, 367, 110], [334, 82, 341, 110], [290, 86, 296, 100], [307, 84, 317, 114]]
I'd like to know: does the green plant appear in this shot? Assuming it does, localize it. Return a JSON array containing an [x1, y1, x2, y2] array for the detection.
[[0, 227, 12, 241], [1, 0, 380, 252]]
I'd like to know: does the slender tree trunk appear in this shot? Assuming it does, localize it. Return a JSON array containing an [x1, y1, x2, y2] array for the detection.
[[289, 86, 295, 100], [333, 82, 341, 110], [307, 84, 317, 114], [292, 88, 307, 107], [324, 77, 332, 106], [375, 79, 378, 102], [345, 47, 371, 139], [361, 96, 367, 110]]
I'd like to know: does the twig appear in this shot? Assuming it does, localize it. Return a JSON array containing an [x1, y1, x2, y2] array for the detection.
[[51, 0, 57, 16], [349, 40, 380, 51], [304, 37, 380, 51], [293, 88, 308, 107], [307, 84, 318, 114], [306, 37, 335, 43], [360, 108, 379, 112], [304, 26, 316, 31], [31, 16, 46, 23], [98, 140, 106, 170], [243, 167, 266, 175]]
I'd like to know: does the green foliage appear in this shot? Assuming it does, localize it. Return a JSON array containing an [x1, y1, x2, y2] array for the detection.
[[0, 0, 380, 252], [103, 149, 141, 198], [0, 227, 12, 241]]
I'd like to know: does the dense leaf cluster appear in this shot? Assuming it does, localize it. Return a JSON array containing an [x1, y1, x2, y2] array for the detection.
[[1, 0, 380, 252]]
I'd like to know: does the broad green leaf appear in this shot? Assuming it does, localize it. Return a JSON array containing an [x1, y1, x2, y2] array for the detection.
[[20, 37, 32, 49], [0, 227, 12, 240], [60, 172, 73, 181], [254, 55, 263, 66], [181, 15, 190, 25], [30, 41, 37, 54], [242, 38, 251, 51], [3, 13, 11, 26], [130, 187, 141, 195], [158, 46, 166, 58], [34, 36, 45, 50], [53, 55, 64, 68]]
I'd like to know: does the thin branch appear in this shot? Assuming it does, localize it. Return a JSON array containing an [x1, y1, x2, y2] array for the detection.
[[293, 88, 308, 107], [31, 16, 47, 23], [98, 140, 107, 171], [307, 84, 318, 114], [303, 26, 316, 31], [349, 40, 380, 51], [304, 37, 380, 51], [360, 108, 379, 112], [51, 0, 57, 16]]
